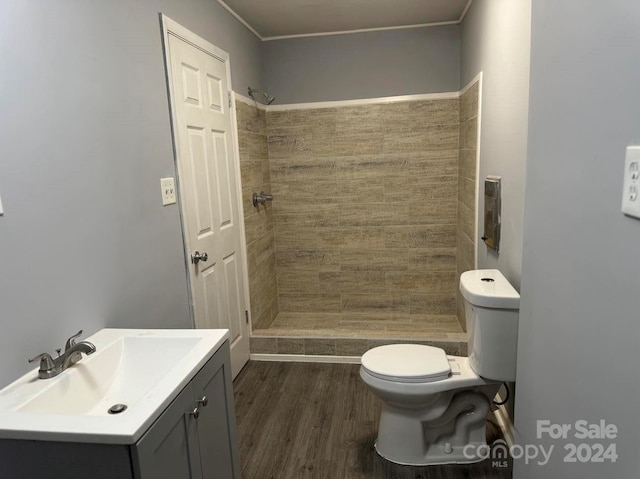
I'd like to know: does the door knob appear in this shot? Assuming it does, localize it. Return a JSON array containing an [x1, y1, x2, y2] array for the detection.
[[191, 251, 208, 264], [197, 396, 208, 407]]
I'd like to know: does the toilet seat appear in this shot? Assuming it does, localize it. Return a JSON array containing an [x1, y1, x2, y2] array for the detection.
[[361, 344, 451, 383]]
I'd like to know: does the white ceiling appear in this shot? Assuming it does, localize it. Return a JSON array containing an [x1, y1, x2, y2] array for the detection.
[[218, 0, 472, 40]]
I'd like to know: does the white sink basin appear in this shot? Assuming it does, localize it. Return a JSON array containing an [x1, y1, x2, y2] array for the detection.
[[0, 329, 228, 444]]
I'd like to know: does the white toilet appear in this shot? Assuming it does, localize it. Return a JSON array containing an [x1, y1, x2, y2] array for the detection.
[[360, 269, 519, 466]]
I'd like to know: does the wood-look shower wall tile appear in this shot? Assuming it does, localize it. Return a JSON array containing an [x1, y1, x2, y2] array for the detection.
[[382, 99, 459, 132], [250, 278, 278, 330], [276, 269, 319, 293], [385, 271, 457, 293], [337, 203, 408, 227], [459, 149, 477, 180], [384, 225, 457, 249], [267, 134, 313, 159], [319, 271, 387, 294], [404, 156, 459, 179], [247, 232, 276, 273], [335, 339, 370, 356], [267, 99, 462, 322], [457, 231, 475, 276], [269, 156, 337, 180], [456, 81, 480, 332], [236, 101, 266, 135], [275, 203, 341, 228], [250, 337, 277, 354], [383, 125, 459, 152], [238, 131, 269, 160], [339, 312, 410, 324], [410, 180, 459, 201], [313, 131, 383, 157], [340, 249, 409, 272], [273, 225, 319, 250], [251, 256, 277, 298], [276, 338, 304, 354], [408, 247, 457, 272], [271, 179, 339, 204], [239, 159, 263, 190], [304, 339, 336, 355], [458, 202, 475, 243], [460, 82, 479, 122], [275, 249, 340, 272], [316, 227, 386, 249], [342, 293, 410, 314], [236, 101, 279, 331], [458, 176, 476, 212], [383, 177, 458, 203], [336, 155, 408, 181], [278, 293, 342, 313], [459, 116, 478, 151], [334, 178, 385, 204], [408, 200, 458, 225], [243, 208, 272, 246], [409, 293, 458, 315]]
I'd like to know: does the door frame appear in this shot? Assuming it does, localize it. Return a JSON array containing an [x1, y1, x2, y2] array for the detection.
[[160, 15, 252, 360]]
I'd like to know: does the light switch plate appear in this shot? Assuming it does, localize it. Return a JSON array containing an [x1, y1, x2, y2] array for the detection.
[[160, 177, 177, 206], [0, 194, 4, 216], [621, 146, 640, 219]]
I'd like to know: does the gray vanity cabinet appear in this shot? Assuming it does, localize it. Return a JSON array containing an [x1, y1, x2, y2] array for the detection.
[[132, 381, 202, 478], [191, 344, 241, 479], [133, 341, 240, 479], [0, 341, 239, 479]]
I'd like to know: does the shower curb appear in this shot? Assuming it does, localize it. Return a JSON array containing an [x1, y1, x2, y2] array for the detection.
[[250, 335, 468, 358]]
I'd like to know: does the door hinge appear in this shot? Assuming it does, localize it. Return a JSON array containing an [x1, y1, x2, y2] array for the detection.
[[245, 310, 249, 324], [228, 92, 232, 108]]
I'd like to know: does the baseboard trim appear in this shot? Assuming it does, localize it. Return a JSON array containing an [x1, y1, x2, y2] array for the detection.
[[493, 404, 515, 447], [250, 353, 361, 364]]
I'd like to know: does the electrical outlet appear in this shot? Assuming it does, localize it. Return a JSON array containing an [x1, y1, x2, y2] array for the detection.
[[161, 177, 177, 206], [621, 147, 640, 219]]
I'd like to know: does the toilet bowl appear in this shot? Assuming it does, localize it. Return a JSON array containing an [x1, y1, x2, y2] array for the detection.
[[360, 269, 519, 466]]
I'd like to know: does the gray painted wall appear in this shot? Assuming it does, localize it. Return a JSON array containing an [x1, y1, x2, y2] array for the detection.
[[262, 26, 460, 104], [0, 0, 261, 387], [460, 0, 531, 290], [514, 1, 640, 477]]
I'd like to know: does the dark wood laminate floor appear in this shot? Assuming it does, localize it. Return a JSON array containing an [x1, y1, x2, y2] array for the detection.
[[233, 361, 512, 479]]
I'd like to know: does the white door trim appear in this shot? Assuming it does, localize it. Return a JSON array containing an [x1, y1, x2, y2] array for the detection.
[[160, 14, 252, 374]]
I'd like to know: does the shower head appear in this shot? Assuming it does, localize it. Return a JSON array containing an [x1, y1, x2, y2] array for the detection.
[[248, 87, 275, 105]]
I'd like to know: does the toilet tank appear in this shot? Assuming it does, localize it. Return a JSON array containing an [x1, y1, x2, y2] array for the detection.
[[460, 269, 520, 382]]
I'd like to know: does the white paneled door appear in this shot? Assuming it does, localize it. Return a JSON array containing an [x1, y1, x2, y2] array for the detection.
[[162, 16, 249, 377]]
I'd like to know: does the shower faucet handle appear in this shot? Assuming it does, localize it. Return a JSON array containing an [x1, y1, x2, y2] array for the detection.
[[252, 192, 273, 207]]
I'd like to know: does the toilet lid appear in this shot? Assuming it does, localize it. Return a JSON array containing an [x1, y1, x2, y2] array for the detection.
[[361, 344, 451, 383]]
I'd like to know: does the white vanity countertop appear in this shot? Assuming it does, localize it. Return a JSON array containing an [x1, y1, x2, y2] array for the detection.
[[0, 328, 229, 444]]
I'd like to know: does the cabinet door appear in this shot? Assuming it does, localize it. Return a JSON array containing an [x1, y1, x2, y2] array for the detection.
[[133, 383, 203, 479], [192, 341, 241, 479]]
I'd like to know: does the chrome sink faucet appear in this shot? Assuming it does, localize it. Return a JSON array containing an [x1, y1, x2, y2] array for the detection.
[[28, 330, 96, 379]]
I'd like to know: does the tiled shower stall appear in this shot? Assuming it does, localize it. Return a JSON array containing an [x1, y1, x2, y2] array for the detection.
[[237, 81, 479, 356]]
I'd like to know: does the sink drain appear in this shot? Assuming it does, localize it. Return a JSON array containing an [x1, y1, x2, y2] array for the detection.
[[108, 404, 128, 415]]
